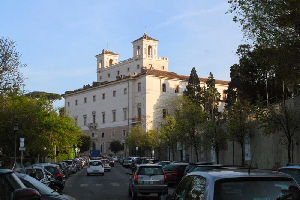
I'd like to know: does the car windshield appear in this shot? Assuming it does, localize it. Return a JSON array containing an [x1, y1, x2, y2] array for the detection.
[[90, 161, 102, 166], [163, 165, 178, 171], [17, 173, 58, 195], [214, 178, 300, 200], [138, 167, 163, 175], [279, 168, 300, 183]]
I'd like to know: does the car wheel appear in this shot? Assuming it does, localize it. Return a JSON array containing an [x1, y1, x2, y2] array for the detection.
[[102, 173, 105, 176], [108, 169, 110, 172], [128, 187, 132, 197], [131, 191, 137, 200]]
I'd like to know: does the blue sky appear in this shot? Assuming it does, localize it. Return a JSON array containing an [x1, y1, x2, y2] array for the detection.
[[0, 0, 244, 107]]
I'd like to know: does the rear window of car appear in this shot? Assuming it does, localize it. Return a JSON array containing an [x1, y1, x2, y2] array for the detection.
[[214, 177, 300, 200], [90, 161, 102, 166], [164, 164, 179, 171], [63, 160, 73, 165], [44, 166, 59, 174], [138, 167, 163, 175]]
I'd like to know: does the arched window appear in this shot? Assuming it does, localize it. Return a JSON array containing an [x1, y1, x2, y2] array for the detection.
[[148, 46, 152, 57], [98, 60, 102, 69], [109, 59, 113, 66], [137, 46, 140, 56]]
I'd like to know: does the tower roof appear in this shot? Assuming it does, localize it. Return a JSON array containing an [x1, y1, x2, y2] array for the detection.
[[132, 33, 159, 43], [100, 49, 119, 55]]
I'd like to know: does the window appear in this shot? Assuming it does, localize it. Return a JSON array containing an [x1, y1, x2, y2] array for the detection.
[[74, 117, 78, 126], [92, 112, 96, 123], [83, 115, 87, 126], [138, 107, 141, 120], [162, 66, 165, 70], [113, 91, 116, 97], [124, 88, 127, 95], [102, 112, 105, 123], [138, 83, 141, 92], [174, 176, 193, 198], [162, 83, 166, 92], [111, 130, 115, 138], [102, 133, 104, 138], [75, 100, 78, 105], [149, 64, 152, 68], [137, 64, 140, 69], [102, 93, 105, 99], [223, 90, 227, 100], [93, 95, 96, 102], [92, 133, 94, 137], [127, 67, 130, 72], [188, 176, 206, 199], [112, 110, 116, 122], [123, 130, 127, 137], [84, 97, 87, 103], [67, 102, 70, 107], [163, 109, 167, 118], [100, 76, 102, 80], [108, 73, 110, 78], [117, 71, 120, 75], [123, 108, 127, 120], [175, 85, 179, 93]]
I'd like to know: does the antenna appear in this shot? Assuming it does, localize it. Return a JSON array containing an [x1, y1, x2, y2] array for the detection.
[[106, 42, 108, 51], [144, 26, 147, 35]]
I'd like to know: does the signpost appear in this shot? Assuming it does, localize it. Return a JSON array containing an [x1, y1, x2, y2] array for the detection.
[[19, 138, 25, 164]]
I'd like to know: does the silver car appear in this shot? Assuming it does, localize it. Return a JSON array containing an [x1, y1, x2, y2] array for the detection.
[[127, 164, 168, 200]]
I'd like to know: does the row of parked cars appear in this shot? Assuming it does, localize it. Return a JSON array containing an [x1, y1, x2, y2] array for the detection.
[[124, 158, 300, 200]]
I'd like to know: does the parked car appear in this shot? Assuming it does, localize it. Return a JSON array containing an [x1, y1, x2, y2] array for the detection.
[[154, 161, 171, 168], [109, 158, 115, 167], [183, 162, 213, 176], [87, 159, 105, 176], [127, 164, 168, 200], [62, 160, 77, 174], [160, 169, 300, 200], [101, 159, 111, 172], [56, 162, 70, 178], [163, 163, 188, 186], [32, 163, 65, 193], [0, 169, 41, 200], [17, 172, 76, 200], [278, 165, 300, 185], [25, 166, 62, 192]]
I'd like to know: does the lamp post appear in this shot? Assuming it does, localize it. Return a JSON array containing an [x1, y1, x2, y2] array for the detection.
[[13, 119, 18, 164]]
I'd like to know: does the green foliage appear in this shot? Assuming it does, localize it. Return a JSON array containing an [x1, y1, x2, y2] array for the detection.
[[0, 94, 82, 158], [183, 67, 203, 105], [0, 37, 25, 95], [109, 140, 124, 155], [26, 91, 62, 101], [255, 104, 300, 163], [78, 134, 92, 152]]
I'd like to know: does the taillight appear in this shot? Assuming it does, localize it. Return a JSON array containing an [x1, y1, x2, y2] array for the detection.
[[56, 174, 61, 177], [164, 173, 168, 184], [134, 174, 139, 184]]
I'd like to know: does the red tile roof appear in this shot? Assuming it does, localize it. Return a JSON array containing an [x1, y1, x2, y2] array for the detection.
[[132, 33, 159, 43]]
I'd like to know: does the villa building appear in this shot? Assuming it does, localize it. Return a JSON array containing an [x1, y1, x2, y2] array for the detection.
[[62, 33, 229, 158]]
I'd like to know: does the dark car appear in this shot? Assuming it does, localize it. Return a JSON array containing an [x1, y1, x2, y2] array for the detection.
[[62, 160, 77, 174], [127, 164, 168, 200], [17, 172, 76, 200], [160, 169, 300, 200], [55, 162, 70, 178], [278, 165, 300, 185], [163, 163, 188, 186], [0, 169, 41, 200], [32, 163, 65, 193], [183, 162, 213, 176]]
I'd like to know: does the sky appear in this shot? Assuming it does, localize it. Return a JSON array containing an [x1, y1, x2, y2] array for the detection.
[[0, 0, 244, 108]]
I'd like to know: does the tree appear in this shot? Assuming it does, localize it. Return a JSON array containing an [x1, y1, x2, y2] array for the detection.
[[126, 126, 146, 156], [0, 37, 25, 95], [78, 134, 92, 152], [174, 97, 207, 161], [160, 116, 178, 161], [225, 100, 253, 166], [109, 140, 124, 155], [26, 91, 62, 101], [183, 67, 203, 105], [256, 104, 300, 163]]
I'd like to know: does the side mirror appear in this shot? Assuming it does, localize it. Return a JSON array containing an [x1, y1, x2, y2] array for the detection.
[[13, 188, 41, 200]]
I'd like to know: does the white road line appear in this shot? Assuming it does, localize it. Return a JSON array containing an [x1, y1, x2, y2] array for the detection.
[[111, 183, 120, 186], [80, 184, 88, 187], [96, 184, 103, 186]]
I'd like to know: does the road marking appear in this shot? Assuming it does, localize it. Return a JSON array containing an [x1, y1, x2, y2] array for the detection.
[[80, 184, 88, 187], [111, 183, 120, 186], [66, 184, 72, 187], [96, 184, 103, 186]]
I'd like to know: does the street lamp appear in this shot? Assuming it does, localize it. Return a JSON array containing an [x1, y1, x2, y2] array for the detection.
[[13, 119, 18, 164]]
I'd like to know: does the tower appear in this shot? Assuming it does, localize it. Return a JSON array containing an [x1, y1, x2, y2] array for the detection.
[[132, 33, 159, 60], [95, 49, 119, 73]]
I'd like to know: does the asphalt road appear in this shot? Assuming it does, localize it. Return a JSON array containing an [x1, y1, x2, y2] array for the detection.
[[62, 162, 175, 200]]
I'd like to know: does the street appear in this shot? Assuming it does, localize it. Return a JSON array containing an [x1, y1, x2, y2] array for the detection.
[[62, 162, 175, 200]]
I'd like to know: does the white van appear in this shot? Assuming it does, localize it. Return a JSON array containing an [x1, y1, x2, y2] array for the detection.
[[87, 159, 105, 176]]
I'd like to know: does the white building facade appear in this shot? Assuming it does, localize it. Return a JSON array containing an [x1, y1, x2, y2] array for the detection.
[[63, 34, 229, 158]]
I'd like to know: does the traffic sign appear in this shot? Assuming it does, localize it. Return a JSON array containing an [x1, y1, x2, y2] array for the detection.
[[19, 147, 25, 151]]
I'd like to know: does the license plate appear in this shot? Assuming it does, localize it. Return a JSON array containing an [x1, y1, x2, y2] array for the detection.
[[149, 181, 153, 184], [93, 170, 99, 172]]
